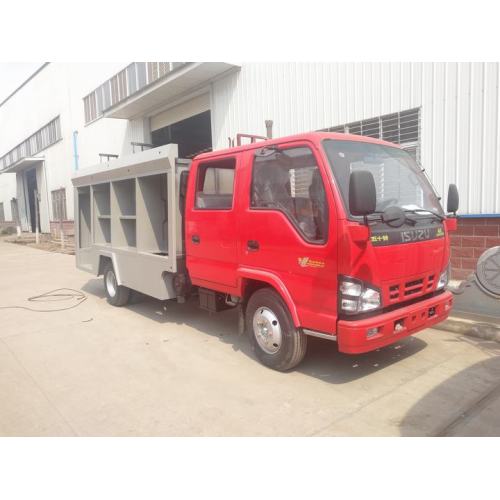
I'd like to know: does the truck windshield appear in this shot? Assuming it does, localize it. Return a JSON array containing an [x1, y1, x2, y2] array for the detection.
[[323, 139, 444, 218]]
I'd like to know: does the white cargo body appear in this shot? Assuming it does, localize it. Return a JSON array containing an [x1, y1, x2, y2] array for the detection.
[[72, 144, 190, 300]]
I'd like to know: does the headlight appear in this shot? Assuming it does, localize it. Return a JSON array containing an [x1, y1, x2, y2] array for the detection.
[[437, 266, 449, 290], [339, 276, 381, 315]]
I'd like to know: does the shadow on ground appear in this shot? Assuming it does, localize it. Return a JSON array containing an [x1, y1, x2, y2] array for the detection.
[[82, 278, 428, 384], [400, 354, 500, 436]]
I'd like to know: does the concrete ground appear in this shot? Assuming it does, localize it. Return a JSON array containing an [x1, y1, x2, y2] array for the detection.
[[1, 238, 500, 437]]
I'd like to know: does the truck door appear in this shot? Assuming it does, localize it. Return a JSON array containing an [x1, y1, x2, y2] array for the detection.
[[238, 143, 338, 333], [185, 156, 239, 290]]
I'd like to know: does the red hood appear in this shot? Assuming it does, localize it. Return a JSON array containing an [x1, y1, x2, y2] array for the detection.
[[339, 220, 450, 307]]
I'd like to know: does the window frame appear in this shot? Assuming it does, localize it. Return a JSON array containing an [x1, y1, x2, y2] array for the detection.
[[194, 157, 237, 211], [51, 188, 67, 221], [249, 143, 329, 245]]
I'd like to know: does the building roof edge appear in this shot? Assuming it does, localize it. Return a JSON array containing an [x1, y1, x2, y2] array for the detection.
[[0, 62, 50, 108]]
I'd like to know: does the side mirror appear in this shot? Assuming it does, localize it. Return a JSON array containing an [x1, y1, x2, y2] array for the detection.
[[349, 170, 376, 217], [447, 183, 459, 215]]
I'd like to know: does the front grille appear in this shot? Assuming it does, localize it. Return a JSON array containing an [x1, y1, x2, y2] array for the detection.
[[386, 274, 436, 304], [427, 275, 435, 290], [404, 278, 424, 296], [389, 284, 400, 300]]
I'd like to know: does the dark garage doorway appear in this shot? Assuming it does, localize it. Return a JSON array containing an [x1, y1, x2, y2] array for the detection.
[[151, 110, 212, 159], [25, 168, 41, 233]]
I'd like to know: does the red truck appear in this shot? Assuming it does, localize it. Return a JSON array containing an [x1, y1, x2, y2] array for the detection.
[[73, 132, 458, 371]]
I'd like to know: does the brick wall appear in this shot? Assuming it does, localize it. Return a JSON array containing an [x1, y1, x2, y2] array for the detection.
[[450, 217, 500, 280], [49, 220, 75, 239]]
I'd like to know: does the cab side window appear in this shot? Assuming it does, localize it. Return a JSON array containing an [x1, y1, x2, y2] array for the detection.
[[195, 158, 235, 210], [251, 147, 328, 243]]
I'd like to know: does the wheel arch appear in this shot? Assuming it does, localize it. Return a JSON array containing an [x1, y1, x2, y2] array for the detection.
[[97, 253, 122, 285], [238, 269, 300, 327]]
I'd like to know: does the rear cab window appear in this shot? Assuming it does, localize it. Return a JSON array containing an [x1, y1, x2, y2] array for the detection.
[[250, 145, 328, 243], [195, 158, 236, 210]]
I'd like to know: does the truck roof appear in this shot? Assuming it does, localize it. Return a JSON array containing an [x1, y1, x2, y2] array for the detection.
[[195, 131, 402, 161]]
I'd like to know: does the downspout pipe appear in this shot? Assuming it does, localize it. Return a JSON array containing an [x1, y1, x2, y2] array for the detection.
[[73, 130, 79, 170]]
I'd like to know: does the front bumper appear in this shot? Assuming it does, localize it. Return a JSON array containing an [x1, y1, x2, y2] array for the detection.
[[337, 291, 453, 354]]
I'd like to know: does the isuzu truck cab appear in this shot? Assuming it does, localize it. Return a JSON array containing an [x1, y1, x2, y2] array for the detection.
[[73, 132, 458, 371]]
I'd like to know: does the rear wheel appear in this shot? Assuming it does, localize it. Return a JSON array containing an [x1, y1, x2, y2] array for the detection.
[[103, 262, 130, 307], [246, 288, 307, 371]]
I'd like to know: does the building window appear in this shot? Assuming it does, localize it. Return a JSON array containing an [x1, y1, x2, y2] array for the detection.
[[84, 93, 97, 123], [147, 62, 159, 83], [0, 202, 4, 222], [321, 108, 421, 161], [195, 159, 235, 210], [0, 117, 61, 171], [51, 188, 67, 221]]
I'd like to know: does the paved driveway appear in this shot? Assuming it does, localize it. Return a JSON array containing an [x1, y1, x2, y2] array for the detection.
[[1, 238, 499, 436]]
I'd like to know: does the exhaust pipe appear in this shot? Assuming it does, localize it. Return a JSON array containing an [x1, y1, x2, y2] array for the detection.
[[265, 120, 273, 139]]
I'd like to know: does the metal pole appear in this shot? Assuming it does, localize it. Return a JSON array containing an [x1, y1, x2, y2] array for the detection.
[[12, 198, 21, 236], [73, 131, 79, 170], [265, 120, 273, 139], [34, 189, 40, 244], [59, 192, 65, 250]]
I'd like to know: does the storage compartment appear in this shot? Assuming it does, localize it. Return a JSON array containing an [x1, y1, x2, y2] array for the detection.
[[137, 173, 168, 254], [93, 183, 111, 245], [93, 182, 111, 215], [113, 179, 136, 216], [119, 218, 136, 248], [78, 187, 91, 248], [96, 217, 111, 245], [72, 142, 182, 299], [111, 179, 136, 249]]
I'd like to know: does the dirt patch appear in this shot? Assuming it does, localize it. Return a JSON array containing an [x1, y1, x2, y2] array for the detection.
[[4, 237, 74, 255], [25, 241, 75, 255]]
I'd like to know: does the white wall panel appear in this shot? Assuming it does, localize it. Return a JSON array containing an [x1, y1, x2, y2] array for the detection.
[[2, 62, 500, 221], [482, 63, 498, 213], [212, 62, 500, 215], [444, 63, 458, 189], [468, 63, 484, 214], [0, 173, 16, 220], [0, 63, 139, 228]]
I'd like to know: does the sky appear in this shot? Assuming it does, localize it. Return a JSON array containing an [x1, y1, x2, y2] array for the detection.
[[0, 62, 43, 103]]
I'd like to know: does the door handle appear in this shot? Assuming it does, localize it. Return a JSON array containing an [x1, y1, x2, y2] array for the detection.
[[192, 234, 200, 244], [247, 240, 259, 251]]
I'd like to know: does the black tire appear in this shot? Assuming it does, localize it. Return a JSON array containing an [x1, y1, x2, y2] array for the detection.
[[103, 262, 130, 307], [246, 287, 307, 371]]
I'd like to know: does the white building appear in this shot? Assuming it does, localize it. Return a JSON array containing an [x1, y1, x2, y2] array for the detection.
[[1, 62, 499, 277]]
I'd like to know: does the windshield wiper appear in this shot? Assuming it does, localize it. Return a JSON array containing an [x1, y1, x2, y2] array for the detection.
[[370, 210, 418, 226], [403, 208, 445, 222]]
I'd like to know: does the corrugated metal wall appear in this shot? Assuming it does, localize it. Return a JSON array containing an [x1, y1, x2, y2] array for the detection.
[[211, 63, 500, 215]]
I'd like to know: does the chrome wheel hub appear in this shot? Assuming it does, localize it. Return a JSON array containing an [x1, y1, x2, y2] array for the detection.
[[253, 307, 282, 354], [105, 270, 117, 297]]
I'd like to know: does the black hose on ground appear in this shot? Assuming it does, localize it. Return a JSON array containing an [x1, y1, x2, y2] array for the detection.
[[0, 288, 87, 313]]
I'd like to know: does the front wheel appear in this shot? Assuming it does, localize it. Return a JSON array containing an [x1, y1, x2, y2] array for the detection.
[[103, 262, 130, 307], [246, 288, 307, 371]]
